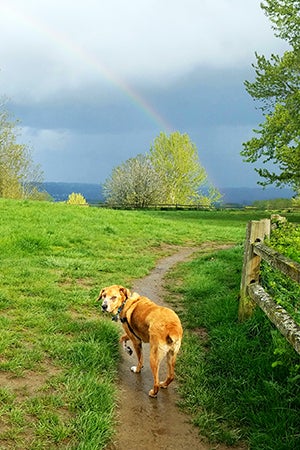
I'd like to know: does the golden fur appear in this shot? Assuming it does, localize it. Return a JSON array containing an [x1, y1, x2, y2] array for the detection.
[[98, 284, 183, 397]]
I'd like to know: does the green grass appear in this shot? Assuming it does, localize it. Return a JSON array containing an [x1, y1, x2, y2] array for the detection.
[[166, 245, 300, 450], [0, 198, 299, 448], [261, 221, 300, 324]]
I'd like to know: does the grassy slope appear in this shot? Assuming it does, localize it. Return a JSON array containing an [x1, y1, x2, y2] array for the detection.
[[0, 199, 299, 449]]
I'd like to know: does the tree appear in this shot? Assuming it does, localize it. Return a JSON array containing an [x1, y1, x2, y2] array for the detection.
[[104, 132, 221, 208], [0, 101, 43, 199], [241, 0, 300, 191], [149, 131, 219, 205], [261, 0, 300, 46], [104, 154, 162, 207]]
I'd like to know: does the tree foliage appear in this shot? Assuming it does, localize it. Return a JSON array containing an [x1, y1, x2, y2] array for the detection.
[[242, 0, 300, 191], [149, 131, 210, 204], [0, 101, 43, 199], [104, 153, 162, 207], [261, 0, 300, 46], [104, 132, 221, 207]]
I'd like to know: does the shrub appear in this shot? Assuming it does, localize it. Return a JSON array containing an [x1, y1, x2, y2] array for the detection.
[[66, 193, 88, 205], [262, 220, 300, 324]]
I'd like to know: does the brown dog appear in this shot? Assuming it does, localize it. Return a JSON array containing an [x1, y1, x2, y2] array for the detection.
[[98, 285, 183, 398]]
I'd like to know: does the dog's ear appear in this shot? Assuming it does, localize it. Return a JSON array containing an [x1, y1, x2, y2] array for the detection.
[[119, 286, 130, 299], [97, 288, 105, 301]]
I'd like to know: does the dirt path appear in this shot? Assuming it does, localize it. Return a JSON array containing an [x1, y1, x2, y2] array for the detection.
[[106, 244, 242, 450]]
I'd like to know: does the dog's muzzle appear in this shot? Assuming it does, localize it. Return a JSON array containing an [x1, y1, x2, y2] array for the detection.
[[101, 302, 108, 312]]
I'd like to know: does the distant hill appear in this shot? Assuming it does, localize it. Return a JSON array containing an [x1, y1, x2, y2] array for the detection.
[[219, 187, 293, 206], [41, 182, 104, 203], [40, 182, 294, 206]]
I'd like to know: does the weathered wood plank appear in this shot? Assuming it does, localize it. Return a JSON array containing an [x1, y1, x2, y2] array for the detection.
[[239, 219, 271, 321], [248, 283, 300, 355], [253, 242, 300, 284]]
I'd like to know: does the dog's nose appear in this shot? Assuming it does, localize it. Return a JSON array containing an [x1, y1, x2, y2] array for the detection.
[[102, 303, 108, 311]]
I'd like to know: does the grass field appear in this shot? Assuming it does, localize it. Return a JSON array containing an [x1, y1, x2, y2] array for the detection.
[[0, 198, 299, 449]]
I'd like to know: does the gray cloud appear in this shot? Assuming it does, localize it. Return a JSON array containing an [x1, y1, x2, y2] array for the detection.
[[1, 0, 283, 99]]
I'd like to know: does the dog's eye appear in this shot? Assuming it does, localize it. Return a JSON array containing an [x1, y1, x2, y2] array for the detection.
[[111, 296, 117, 301]]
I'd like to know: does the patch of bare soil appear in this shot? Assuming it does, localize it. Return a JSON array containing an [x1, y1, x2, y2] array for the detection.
[[106, 244, 245, 450], [0, 360, 62, 400], [0, 361, 64, 449]]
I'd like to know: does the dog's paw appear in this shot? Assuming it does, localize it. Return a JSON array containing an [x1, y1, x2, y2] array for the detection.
[[148, 389, 158, 398], [159, 382, 168, 389], [130, 365, 143, 373]]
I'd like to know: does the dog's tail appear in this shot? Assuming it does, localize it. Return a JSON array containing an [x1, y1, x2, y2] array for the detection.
[[166, 335, 173, 345], [166, 334, 182, 354]]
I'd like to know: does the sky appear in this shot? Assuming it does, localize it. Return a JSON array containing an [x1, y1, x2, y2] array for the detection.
[[0, 0, 288, 188]]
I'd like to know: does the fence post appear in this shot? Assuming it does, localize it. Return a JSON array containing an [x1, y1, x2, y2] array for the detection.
[[239, 219, 271, 321]]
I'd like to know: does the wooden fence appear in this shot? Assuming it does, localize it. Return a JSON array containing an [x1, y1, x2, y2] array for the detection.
[[89, 202, 300, 211], [89, 202, 213, 210], [239, 218, 300, 355]]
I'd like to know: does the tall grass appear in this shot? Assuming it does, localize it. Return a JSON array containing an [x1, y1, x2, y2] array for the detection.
[[0, 198, 299, 448], [166, 245, 300, 450]]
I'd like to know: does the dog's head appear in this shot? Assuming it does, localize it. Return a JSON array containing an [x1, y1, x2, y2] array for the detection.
[[97, 285, 131, 315]]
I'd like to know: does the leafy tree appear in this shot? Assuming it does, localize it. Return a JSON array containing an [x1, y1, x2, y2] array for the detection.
[[261, 0, 300, 46], [0, 101, 43, 199], [149, 131, 220, 205], [104, 132, 220, 208], [241, 0, 300, 191], [104, 154, 162, 207]]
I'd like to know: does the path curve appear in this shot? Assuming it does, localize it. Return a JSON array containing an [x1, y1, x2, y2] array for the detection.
[[106, 244, 240, 450]]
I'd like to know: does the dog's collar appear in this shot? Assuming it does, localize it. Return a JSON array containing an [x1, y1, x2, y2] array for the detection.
[[112, 299, 142, 342], [111, 300, 127, 322]]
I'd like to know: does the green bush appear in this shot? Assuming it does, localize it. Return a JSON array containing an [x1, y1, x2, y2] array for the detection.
[[262, 220, 300, 324], [67, 192, 88, 205]]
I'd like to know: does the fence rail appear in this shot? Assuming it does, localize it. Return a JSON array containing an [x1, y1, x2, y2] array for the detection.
[[88, 202, 300, 212], [253, 242, 300, 284], [89, 202, 213, 210], [239, 218, 300, 355]]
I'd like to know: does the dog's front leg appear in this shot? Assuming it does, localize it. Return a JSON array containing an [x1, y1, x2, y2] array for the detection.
[[130, 338, 143, 373], [120, 334, 133, 355]]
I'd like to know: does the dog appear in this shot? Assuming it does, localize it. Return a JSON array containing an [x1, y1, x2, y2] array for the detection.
[[98, 285, 183, 398]]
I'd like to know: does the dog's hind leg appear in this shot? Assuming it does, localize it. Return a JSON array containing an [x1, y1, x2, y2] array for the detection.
[[160, 349, 177, 389], [148, 344, 166, 397]]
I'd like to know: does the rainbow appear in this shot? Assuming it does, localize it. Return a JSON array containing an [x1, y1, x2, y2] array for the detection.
[[2, 4, 173, 132]]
